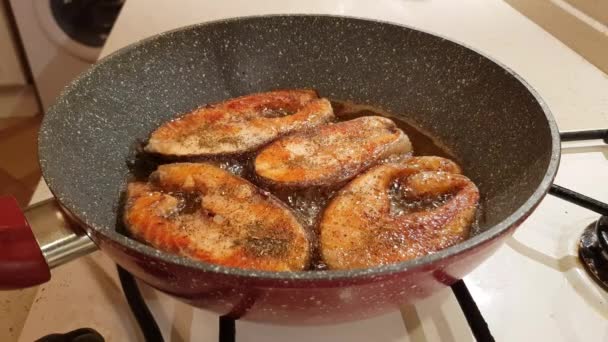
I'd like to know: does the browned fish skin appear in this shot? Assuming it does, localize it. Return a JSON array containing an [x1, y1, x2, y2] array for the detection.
[[320, 156, 479, 270], [254, 116, 412, 188], [144, 89, 334, 157], [124, 163, 310, 271]]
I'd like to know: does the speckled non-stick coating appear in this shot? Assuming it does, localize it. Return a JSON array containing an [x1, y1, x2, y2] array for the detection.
[[39, 15, 559, 283]]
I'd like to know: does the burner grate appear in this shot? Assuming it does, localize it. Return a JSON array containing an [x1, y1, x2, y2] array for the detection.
[[549, 184, 608, 216], [117, 266, 164, 342], [219, 316, 236, 342], [547, 129, 608, 292], [450, 280, 495, 342], [559, 129, 608, 142], [548, 180, 608, 291], [549, 183, 608, 291]]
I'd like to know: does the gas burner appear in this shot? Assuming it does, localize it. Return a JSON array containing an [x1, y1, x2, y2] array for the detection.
[[550, 128, 608, 293], [579, 216, 608, 291]]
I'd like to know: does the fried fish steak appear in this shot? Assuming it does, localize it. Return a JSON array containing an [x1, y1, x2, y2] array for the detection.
[[319, 157, 479, 270], [254, 116, 412, 188], [144, 89, 334, 157], [124, 163, 311, 271]]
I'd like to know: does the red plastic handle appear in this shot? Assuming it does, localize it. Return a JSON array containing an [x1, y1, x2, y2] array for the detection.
[[0, 196, 50, 289]]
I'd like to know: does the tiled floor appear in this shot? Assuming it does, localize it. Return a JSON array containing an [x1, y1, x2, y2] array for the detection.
[[0, 115, 43, 207]]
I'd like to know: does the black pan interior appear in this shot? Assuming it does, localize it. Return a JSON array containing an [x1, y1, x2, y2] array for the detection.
[[39, 15, 558, 271]]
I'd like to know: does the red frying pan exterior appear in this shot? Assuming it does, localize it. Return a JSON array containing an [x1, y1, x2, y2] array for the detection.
[[0, 15, 560, 323]]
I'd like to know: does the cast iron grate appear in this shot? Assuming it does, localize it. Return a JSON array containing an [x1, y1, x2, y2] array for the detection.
[[116, 129, 608, 342], [549, 129, 608, 294]]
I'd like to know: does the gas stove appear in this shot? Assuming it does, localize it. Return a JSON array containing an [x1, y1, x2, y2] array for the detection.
[[20, 131, 608, 342]]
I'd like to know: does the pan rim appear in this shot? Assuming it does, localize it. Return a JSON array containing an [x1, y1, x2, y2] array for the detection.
[[40, 13, 561, 282]]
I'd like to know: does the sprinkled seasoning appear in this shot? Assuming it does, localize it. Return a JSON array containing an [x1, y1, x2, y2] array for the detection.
[[127, 99, 474, 271]]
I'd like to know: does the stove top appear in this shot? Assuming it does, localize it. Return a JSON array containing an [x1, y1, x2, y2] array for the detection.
[[11, 1, 608, 341], [21, 132, 607, 342], [114, 130, 607, 342]]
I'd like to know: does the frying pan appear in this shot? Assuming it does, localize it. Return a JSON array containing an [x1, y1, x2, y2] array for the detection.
[[0, 15, 559, 324]]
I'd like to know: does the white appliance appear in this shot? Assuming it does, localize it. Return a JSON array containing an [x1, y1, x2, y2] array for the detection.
[[8, 0, 123, 111], [0, 3, 27, 87], [0, 1, 38, 118]]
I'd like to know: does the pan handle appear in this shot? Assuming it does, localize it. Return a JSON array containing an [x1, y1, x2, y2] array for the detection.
[[0, 196, 97, 290]]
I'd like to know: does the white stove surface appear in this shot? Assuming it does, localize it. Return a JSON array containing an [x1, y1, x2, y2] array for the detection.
[[16, 0, 608, 341]]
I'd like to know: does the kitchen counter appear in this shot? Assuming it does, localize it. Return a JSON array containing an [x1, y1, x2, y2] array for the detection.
[[5, 0, 608, 341]]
